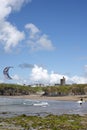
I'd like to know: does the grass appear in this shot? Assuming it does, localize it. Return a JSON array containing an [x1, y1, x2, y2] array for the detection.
[[0, 114, 87, 130]]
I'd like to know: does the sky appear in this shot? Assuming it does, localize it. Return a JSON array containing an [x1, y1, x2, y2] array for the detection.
[[0, 0, 87, 85]]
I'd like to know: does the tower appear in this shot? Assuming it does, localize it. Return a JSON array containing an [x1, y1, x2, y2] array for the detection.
[[60, 76, 65, 86]]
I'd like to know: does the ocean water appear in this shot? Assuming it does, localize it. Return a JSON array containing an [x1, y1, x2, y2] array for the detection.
[[0, 97, 87, 117]]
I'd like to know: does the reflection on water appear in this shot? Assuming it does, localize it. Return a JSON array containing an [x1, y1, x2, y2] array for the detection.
[[0, 97, 87, 117]]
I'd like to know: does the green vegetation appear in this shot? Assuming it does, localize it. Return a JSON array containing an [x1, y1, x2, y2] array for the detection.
[[0, 114, 87, 130], [0, 83, 87, 96], [0, 83, 35, 96], [43, 84, 87, 96]]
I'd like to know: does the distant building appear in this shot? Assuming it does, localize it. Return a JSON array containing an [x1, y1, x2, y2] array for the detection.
[[60, 76, 65, 85], [54, 83, 60, 86]]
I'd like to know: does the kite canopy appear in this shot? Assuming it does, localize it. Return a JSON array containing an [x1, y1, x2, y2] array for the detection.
[[3, 66, 13, 79]]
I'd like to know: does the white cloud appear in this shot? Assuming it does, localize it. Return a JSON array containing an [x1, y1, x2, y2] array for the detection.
[[0, 0, 30, 20], [0, 0, 31, 52], [0, 21, 25, 52], [29, 65, 87, 85], [37, 34, 55, 51], [25, 23, 55, 51], [50, 72, 64, 84], [25, 23, 40, 39], [0, 1, 54, 52], [30, 65, 68, 84], [30, 65, 49, 83], [6, 0, 31, 12], [0, 1, 11, 20], [69, 76, 87, 84]]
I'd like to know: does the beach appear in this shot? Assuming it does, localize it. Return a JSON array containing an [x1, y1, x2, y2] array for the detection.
[[3, 94, 87, 101]]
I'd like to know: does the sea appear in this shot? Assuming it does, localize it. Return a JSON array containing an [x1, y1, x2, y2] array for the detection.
[[0, 97, 87, 117]]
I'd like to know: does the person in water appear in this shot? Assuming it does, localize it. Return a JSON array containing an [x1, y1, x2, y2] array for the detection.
[[80, 98, 83, 101], [80, 98, 83, 105]]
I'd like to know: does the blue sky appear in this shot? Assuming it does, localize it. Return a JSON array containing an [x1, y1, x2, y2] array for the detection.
[[0, 0, 87, 85]]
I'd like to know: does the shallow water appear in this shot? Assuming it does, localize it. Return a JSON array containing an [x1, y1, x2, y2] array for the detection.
[[0, 97, 87, 117]]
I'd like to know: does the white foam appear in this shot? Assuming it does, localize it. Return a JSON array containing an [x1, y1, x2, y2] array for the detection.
[[33, 102, 48, 106]]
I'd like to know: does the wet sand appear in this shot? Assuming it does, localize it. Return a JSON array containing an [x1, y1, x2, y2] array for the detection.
[[3, 94, 87, 101]]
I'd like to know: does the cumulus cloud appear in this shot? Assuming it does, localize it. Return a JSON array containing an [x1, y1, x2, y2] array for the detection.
[[0, 21, 25, 52], [25, 23, 55, 51], [0, 0, 30, 20], [30, 65, 49, 83], [30, 65, 68, 84], [0, 1, 54, 52], [0, 0, 31, 52], [29, 65, 87, 85]]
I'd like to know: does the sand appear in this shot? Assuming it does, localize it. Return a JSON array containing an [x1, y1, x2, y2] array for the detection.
[[3, 94, 87, 101]]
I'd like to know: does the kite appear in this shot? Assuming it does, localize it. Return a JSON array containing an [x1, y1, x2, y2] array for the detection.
[[3, 66, 13, 79]]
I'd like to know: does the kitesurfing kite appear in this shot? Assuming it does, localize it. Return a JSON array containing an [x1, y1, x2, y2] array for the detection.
[[3, 66, 13, 79]]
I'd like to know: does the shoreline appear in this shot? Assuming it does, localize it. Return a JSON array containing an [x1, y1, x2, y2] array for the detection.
[[1, 94, 87, 101]]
